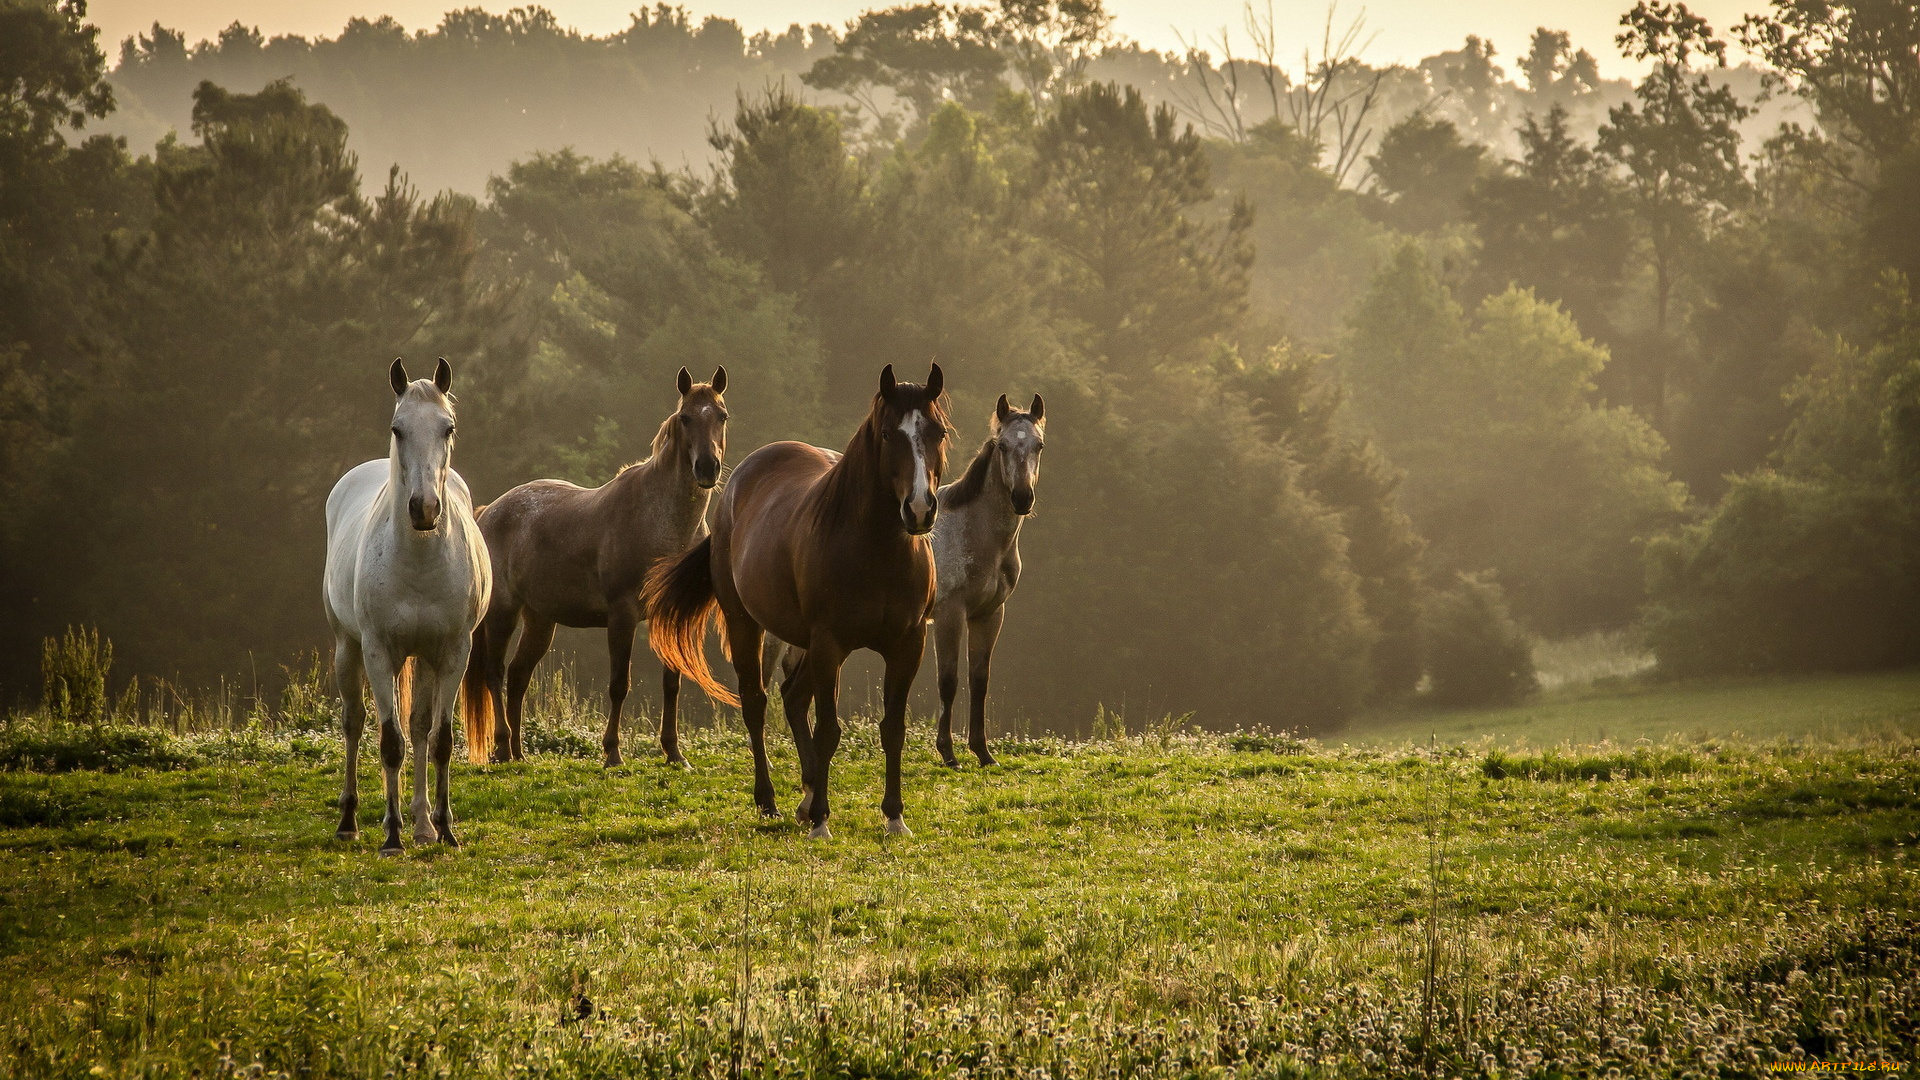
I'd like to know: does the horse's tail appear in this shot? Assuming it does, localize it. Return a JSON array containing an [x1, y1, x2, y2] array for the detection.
[[460, 622, 494, 764], [762, 637, 788, 691], [644, 537, 739, 707], [462, 499, 496, 763], [394, 656, 417, 730]]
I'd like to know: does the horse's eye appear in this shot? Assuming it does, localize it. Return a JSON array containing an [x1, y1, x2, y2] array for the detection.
[[391, 427, 403, 440], [678, 414, 690, 425], [446, 425, 456, 438]]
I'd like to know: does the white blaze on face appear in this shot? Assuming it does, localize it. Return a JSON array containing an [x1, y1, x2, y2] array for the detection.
[[901, 410, 934, 515], [1006, 422, 1040, 485]]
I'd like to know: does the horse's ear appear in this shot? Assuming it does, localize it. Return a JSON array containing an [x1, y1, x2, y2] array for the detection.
[[1029, 393, 1045, 421], [677, 367, 693, 396], [434, 357, 452, 394], [389, 358, 408, 397], [996, 394, 1012, 425], [879, 364, 897, 400], [925, 362, 943, 398], [710, 366, 727, 394]]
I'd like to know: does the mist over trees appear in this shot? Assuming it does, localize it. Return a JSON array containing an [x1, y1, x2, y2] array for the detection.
[[101, 7, 839, 195], [3, 0, 1919, 728]]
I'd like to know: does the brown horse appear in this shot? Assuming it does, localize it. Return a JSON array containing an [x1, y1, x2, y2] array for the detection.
[[646, 364, 949, 837], [774, 394, 1047, 768], [460, 367, 727, 766]]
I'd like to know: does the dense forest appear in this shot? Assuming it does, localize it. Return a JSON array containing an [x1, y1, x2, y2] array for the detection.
[[3, 0, 1918, 731]]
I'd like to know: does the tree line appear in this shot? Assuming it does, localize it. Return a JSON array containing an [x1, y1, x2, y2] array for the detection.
[[3, 0, 1917, 728]]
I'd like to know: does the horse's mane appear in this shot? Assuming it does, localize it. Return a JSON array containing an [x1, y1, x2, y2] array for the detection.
[[613, 386, 717, 478], [638, 409, 681, 469], [604, 418, 677, 480], [815, 387, 951, 519], [939, 437, 998, 509]]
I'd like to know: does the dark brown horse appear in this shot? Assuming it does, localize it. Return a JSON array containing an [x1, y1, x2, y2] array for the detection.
[[461, 368, 727, 766], [646, 364, 949, 837], [774, 394, 1046, 768]]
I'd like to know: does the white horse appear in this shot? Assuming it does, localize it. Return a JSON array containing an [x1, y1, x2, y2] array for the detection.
[[324, 358, 492, 853]]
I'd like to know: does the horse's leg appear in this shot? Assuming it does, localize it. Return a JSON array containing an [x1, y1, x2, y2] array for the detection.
[[481, 606, 518, 763], [362, 646, 407, 855], [965, 607, 1004, 767], [777, 648, 817, 825], [333, 634, 365, 841], [659, 664, 686, 768], [601, 601, 639, 768], [725, 615, 775, 817], [880, 626, 927, 837], [504, 611, 555, 762], [409, 657, 437, 844], [931, 603, 965, 768], [429, 645, 467, 846], [803, 636, 847, 839]]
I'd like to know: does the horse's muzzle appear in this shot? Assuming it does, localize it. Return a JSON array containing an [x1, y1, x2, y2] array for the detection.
[[1011, 488, 1035, 515], [901, 498, 938, 536], [694, 455, 721, 489], [409, 494, 441, 531]]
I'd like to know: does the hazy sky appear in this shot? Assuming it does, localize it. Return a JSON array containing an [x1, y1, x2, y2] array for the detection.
[[88, 0, 1770, 78]]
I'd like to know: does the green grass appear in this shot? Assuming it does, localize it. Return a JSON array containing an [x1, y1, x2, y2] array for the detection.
[[1349, 667, 1920, 748], [2, 674, 1917, 1078]]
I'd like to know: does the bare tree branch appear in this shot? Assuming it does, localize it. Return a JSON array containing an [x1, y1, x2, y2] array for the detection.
[[1281, 4, 1385, 184]]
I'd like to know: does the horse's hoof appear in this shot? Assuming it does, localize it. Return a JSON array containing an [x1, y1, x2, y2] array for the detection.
[[437, 830, 460, 848], [665, 754, 689, 769], [758, 804, 781, 819], [885, 817, 912, 837], [413, 831, 438, 845], [939, 755, 961, 769], [379, 841, 404, 857], [795, 788, 813, 823], [808, 823, 832, 840], [334, 829, 358, 842], [974, 752, 998, 767], [602, 752, 624, 768]]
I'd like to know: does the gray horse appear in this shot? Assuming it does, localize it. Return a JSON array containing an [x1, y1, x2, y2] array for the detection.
[[771, 393, 1046, 768], [927, 394, 1044, 766]]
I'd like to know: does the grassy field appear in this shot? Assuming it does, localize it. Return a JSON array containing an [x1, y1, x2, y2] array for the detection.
[[2, 672, 1917, 1078], [1348, 669, 1920, 748]]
